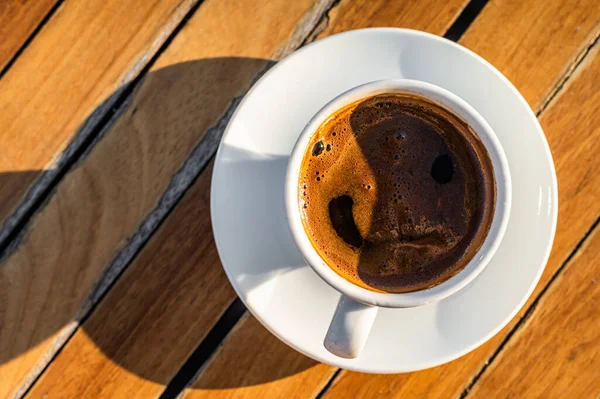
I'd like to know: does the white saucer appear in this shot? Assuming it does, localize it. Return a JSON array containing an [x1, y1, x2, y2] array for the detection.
[[211, 29, 557, 373]]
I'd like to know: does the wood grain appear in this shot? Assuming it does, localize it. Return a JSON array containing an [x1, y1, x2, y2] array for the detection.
[[0, 0, 200, 246], [11, 0, 329, 398], [26, 163, 239, 399], [460, 0, 600, 111], [314, 0, 468, 39], [539, 43, 600, 275], [183, 314, 337, 399], [468, 226, 600, 398], [0, 0, 58, 70]]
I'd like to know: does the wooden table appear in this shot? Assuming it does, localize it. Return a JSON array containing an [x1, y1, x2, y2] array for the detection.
[[1, 0, 598, 398]]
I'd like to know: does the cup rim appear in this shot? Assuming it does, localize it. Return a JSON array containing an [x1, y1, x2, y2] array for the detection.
[[285, 79, 511, 308]]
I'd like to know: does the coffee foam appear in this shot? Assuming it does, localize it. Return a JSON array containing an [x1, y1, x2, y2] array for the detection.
[[299, 93, 496, 293]]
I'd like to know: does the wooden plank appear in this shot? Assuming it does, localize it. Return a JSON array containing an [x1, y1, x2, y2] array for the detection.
[[0, 0, 201, 245], [317, 7, 600, 399], [183, 314, 337, 399], [12, 1, 331, 398], [26, 164, 239, 399], [459, 0, 600, 110], [313, 0, 468, 38], [538, 43, 600, 273], [23, 1, 469, 398], [468, 226, 600, 398], [0, 0, 58, 70], [0, 0, 210, 395]]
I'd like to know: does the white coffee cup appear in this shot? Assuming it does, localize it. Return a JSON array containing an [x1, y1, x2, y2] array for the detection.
[[285, 79, 511, 359]]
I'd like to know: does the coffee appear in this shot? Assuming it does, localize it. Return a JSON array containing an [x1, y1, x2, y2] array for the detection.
[[298, 93, 496, 293]]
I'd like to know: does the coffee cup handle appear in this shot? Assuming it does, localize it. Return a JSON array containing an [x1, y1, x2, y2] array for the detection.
[[324, 295, 378, 358]]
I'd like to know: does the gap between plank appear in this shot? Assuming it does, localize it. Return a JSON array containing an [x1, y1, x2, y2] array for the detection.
[[315, 369, 343, 399], [300, 0, 342, 44], [536, 32, 600, 116], [159, 299, 247, 399], [460, 216, 600, 398], [444, 0, 489, 41]]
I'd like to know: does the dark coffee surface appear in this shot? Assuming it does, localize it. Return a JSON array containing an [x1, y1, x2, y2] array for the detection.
[[298, 93, 496, 293]]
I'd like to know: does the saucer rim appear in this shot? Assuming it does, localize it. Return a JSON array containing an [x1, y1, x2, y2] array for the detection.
[[211, 27, 558, 373]]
